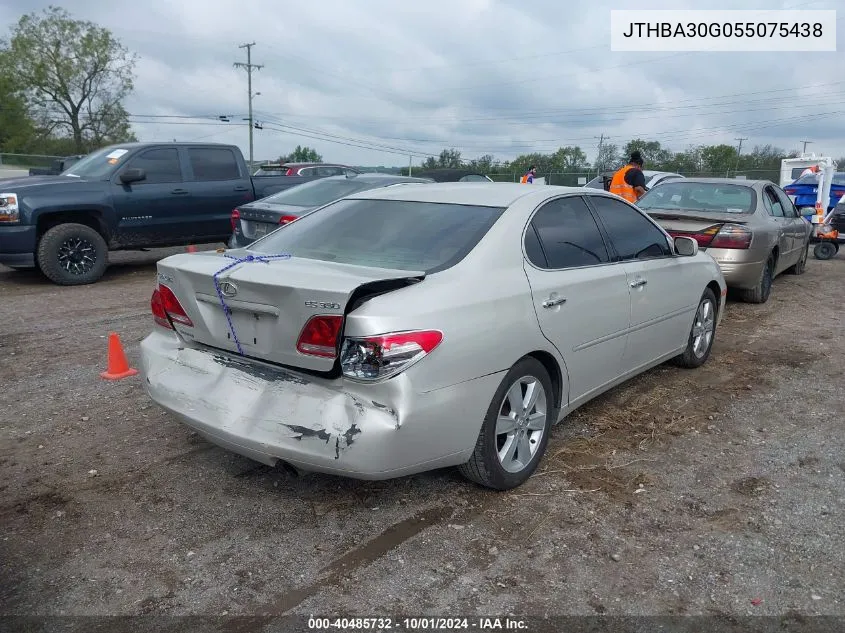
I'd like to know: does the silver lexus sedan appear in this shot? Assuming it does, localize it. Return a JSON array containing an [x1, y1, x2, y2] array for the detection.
[[141, 183, 726, 490]]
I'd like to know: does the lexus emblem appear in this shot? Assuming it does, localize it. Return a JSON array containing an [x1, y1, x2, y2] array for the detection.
[[219, 280, 238, 298]]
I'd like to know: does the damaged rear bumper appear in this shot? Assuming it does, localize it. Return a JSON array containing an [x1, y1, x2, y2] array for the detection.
[[140, 331, 502, 479]]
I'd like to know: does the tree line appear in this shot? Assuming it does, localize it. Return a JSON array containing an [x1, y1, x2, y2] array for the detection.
[[407, 143, 845, 184]]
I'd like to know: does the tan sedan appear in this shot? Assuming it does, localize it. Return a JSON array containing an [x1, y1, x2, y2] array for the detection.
[[638, 178, 812, 303]]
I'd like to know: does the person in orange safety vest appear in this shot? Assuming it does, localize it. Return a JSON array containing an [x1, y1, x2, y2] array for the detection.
[[609, 151, 646, 203], [520, 166, 536, 183]]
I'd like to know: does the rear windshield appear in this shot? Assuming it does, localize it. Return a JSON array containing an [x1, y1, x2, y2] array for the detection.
[[260, 178, 382, 207], [793, 172, 845, 185], [250, 198, 505, 273], [254, 166, 285, 176], [638, 181, 755, 214]]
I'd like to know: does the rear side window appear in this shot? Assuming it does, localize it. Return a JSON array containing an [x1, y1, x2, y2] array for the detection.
[[763, 188, 785, 217], [188, 148, 241, 181], [527, 196, 609, 268], [589, 196, 672, 260], [251, 199, 505, 274]]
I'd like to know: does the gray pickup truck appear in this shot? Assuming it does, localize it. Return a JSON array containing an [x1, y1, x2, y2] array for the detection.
[[0, 142, 335, 285]]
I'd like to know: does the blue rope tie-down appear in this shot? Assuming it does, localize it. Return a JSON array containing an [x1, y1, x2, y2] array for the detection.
[[212, 253, 292, 355]]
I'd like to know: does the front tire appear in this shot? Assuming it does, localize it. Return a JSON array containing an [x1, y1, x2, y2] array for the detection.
[[673, 288, 717, 369], [459, 357, 556, 490], [36, 223, 108, 285], [739, 254, 774, 304]]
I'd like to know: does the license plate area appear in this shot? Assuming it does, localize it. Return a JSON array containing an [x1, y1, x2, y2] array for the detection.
[[252, 222, 270, 238], [225, 308, 275, 347]]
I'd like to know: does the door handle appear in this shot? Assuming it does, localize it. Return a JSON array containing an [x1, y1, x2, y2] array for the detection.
[[233, 186, 250, 192], [542, 296, 566, 308], [170, 188, 189, 195], [629, 278, 647, 288]]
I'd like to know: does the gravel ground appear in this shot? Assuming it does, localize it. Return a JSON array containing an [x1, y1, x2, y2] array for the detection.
[[1, 247, 844, 627]]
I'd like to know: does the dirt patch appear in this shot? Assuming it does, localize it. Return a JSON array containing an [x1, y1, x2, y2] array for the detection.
[[730, 476, 772, 497], [1, 253, 844, 618]]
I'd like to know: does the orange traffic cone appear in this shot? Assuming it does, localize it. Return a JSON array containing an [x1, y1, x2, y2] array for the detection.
[[100, 332, 139, 380], [186, 244, 197, 253]]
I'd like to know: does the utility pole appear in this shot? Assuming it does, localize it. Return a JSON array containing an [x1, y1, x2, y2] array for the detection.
[[800, 140, 812, 154], [233, 42, 263, 170], [595, 134, 607, 177], [408, 155, 413, 177], [731, 137, 748, 177]]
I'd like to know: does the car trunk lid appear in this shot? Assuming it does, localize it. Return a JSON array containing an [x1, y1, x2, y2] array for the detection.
[[157, 253, 424, 372], [237, 202, 309, 240]]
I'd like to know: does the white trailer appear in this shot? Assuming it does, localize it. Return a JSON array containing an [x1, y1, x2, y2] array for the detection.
[[779, 153, 835, 188]]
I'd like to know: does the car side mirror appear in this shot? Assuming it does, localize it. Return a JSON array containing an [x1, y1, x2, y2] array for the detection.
[[674, 236, 698, 257], [119, 168, 146, 184]]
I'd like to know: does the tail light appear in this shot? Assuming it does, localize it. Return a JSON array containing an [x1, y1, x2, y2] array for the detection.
[[668, 225, 720, 248], [710, 224, 752, 249], [296, 315, 344, 357], [340, 330, 443, 381], [784, 188, 797, 195], [279, 214, 298, 225], [151, 288, 171, 329], [285, 168, 296, 176], [152, 285, 193, 328], [230, 208, 240, 231]]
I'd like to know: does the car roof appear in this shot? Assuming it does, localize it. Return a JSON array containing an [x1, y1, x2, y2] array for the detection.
[[662, 177, 768, 188], [346, 182, 584, 206], [319, 173, 432, 184]]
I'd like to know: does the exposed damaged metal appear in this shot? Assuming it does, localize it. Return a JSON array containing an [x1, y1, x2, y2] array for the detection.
[[211, 353, 309, 385], [284, 424, 332, 443], [371, 401, 400, 428]]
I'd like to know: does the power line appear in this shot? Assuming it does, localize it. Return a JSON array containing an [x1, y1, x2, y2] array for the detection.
[[233, 42, 263, 168]]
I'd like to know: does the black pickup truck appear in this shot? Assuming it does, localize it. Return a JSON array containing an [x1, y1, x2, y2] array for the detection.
[[28, 155, 85, 176], [0, 142, 327, 285]]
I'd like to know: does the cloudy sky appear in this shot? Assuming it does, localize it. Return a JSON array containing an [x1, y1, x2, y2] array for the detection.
[[2, 0, 843, 167]]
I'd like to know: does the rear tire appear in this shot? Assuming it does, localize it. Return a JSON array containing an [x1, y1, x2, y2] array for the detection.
[[459, 357, 557, 490], [813, 241, 837, 260], [672, 288, 717, 369], [36, 223, 108, 286], [739, 254, 774, 304], [786, 241, 809, 275]]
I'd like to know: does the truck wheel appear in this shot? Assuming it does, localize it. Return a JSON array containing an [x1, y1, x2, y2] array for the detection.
[[36, 223, 108, 285], [813, 242, 837, 261]]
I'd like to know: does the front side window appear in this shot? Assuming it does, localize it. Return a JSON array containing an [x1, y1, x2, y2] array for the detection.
[[589, 195, 672, 260], [121, 148, 182, 184], [526, 196, 609, 269], [252, 199, 505, 274]]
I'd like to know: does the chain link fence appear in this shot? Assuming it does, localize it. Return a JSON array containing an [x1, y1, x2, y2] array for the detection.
[[487, 168, 781, 186]]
